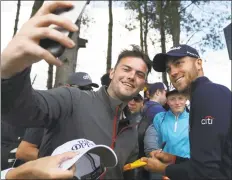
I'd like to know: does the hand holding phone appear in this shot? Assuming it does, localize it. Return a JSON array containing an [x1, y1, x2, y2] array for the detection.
[[39, 1, 90, 58]]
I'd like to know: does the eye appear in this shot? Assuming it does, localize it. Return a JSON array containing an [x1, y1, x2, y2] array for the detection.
[[175, 61, 181, 65], [123, 67, 129, 72], [166, 67, 170, 73], [137, 72, 145, 79], [175, 60, 184, 67], [179, 97, 185, 101]]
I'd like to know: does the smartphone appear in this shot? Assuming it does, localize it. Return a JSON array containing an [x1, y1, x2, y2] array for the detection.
[[39, 0, 90, 58]]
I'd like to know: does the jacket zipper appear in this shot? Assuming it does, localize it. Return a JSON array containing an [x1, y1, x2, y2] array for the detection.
[[110, 106, 119, 149], [103, 107, 138, 180], [101, 106, 119, 180], [174, 115, 179, 132]]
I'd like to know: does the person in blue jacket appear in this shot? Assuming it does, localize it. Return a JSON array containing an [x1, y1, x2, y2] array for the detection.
[[143, 82, 167, 122], [144, 89, 189, 180], [153, 89, 190, 158], [142, 44, 231, 180]]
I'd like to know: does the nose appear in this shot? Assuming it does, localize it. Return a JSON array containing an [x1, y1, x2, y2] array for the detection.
[[127, 70, 136, 80], [128, 101, 135, 106], [169, 65, 179, 77]]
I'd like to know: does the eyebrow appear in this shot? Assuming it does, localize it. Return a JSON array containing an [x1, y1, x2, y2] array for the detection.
[[122, 65, 147, 77], [165, 58, 181, 69]]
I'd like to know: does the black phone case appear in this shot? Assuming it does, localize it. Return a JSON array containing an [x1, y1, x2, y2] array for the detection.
[[39, 1, 90, 58]]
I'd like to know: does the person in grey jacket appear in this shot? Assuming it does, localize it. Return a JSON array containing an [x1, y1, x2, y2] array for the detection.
[[1, 1, 152, 179]]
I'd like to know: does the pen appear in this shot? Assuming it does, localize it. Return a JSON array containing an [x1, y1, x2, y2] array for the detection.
[[123, 159, 147, 171]]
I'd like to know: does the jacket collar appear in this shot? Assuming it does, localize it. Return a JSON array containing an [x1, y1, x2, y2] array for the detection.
[[167, 108, 189, 119]]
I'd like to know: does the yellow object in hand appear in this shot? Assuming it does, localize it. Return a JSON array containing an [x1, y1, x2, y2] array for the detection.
[[123, 159, 147, 171]]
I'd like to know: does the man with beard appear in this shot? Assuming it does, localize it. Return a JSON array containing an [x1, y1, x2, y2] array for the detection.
[[1, 2, 151, 179], [141, 45, 231, 180]]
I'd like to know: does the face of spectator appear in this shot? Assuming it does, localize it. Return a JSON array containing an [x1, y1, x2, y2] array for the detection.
[[128, 97, 143, 113], [167, 93, 187, 114], [166, 56, 202, 93], [145, 90, 149, 98], [109, 57, 148, 101], [150, 89, 167, 106]]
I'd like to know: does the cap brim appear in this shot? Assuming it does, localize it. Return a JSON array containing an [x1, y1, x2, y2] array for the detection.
[[153, 53, 186, 72], [58, 145, 118, 171], [88, 145, 117, 167], [79, 83, 99, 88], [152, 53, 168, 72], [89, 83, 99, 88]]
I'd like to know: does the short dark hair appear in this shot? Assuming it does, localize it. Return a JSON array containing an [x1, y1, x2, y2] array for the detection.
[[100, 73, 111, 87], [115, 45, 152, 74], [166, 89, 186, 98]]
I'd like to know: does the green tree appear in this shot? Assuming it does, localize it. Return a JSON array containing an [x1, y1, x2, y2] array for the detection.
[[124, 0, 153, 55]]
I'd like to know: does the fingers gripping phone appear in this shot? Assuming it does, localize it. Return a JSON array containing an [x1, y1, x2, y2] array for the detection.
[[39, 1, 90, 58]]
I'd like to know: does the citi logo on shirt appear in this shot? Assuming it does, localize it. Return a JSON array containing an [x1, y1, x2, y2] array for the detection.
[[201, 116, 214, 125]]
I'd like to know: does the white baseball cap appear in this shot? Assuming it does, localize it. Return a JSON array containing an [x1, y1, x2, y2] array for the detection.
[[52, 139, 118, 179]]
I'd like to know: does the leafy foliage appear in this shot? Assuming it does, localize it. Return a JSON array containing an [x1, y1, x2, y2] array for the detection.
[[123, 0, 231, 54]]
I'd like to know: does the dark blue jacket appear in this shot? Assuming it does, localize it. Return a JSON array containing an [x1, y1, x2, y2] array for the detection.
[[165, 76, 231, 179], [143, 101, 166, 121]]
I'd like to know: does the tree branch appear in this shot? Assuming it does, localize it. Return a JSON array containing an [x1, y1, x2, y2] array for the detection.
[[179, 2, 194, 14], [185, 30, 201, 44], [189, 40, 201, 46]]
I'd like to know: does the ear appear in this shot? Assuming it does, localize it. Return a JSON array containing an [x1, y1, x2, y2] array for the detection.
[[195, 58, 202, 71], [109, 68, 115, 80], [155, 90, 160, 96]]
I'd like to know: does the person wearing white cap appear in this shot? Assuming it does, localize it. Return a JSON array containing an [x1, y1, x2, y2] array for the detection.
[[1, 1, 152, 179]]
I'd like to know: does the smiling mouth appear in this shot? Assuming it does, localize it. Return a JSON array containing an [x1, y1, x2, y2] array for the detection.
[[122, 82, 134, 88], [175, 77, 183, 83]]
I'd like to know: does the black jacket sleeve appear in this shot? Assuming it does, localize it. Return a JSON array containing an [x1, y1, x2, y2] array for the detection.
[[165, 83, 231, 179], [1, 67, 79, 128], [23, 128, 44, 147]]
